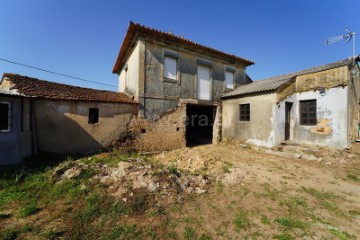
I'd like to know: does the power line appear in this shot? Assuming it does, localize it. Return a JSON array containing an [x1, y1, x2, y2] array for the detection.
[[0, 57, 117, 88]]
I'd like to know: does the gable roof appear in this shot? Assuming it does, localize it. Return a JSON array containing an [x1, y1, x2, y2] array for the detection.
[[222, 56, 359, 98], [112, 22, 254, 73], [1, 73, 137, 104]]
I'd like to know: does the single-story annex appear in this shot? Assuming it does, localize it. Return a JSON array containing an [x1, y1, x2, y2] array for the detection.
[[222, 57, 360, 149], [0, 73, 137, 165]]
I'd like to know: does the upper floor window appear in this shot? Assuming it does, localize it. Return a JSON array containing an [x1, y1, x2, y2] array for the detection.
[[239, 103, 250, 121], [300, 100, 317, 125], [197, 60, 212, 100], [164, 51, 179, 81], [0, 102, 11, 132], [225, 66, 235, 89], [124, 65, 129, 89]]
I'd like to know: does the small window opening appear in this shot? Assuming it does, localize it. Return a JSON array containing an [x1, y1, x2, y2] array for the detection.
[[164, 56, 177, 80], [225, 67, 235, 89], [88, 108, 99, 124], [300, 100, 317, 125], [239, 104, 250, 121], [141, 129, 146, 133], [0, 102, 11, 132]]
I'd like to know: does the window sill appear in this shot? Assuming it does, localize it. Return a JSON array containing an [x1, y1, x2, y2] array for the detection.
[[163, 77, 179, 83], [0, 130, 11, 133]]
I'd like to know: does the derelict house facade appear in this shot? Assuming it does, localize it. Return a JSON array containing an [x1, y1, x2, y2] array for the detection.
[[222, 57, 360, 149], [112, 22, 254, 150], [0, 73, 137, 165]]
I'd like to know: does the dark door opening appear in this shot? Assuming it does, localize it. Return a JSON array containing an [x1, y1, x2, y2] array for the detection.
[[285, 102, 293, 141], [186, 104, 216, 146]]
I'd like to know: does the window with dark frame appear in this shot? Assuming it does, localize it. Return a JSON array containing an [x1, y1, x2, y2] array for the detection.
[[88, 108, 99, 124], [300, 100, 317, 125], [239, 104, 250, 121], [0, 102, 11, 132]]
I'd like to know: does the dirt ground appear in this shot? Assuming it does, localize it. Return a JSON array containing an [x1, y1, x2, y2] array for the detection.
[[1, 141, 359, 239], [152, 141, 360, 239]]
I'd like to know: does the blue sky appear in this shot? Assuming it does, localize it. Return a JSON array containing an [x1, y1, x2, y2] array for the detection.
[[0, 0, 359, 91]]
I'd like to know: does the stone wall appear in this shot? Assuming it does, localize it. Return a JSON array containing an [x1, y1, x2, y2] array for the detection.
[[34, 99, 138, 156], [115, 105, 186, 152]]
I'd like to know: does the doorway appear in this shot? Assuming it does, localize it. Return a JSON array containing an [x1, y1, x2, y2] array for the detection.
[[285, 102, 293, 141], [186, 104, 216, 146]]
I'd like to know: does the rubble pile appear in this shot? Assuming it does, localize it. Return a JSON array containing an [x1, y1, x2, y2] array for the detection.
[[52, 158, 211, 202]]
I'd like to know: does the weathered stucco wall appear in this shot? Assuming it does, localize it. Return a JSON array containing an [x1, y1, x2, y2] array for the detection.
[[347, 64, 360, 143], [34, 99, 137, 156], [119, 40, 141, 99], [141, 40, 247, 120], [222, 92, 278, 147], [0, 97, 32, 165], [296, 66, 349, 92], [277, 66, 349, 103], [278, 87, 349, 148]]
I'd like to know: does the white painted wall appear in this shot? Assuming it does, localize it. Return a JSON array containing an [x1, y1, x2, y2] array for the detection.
[[119, 40, 140, 99], [277, 86, 349, 148]]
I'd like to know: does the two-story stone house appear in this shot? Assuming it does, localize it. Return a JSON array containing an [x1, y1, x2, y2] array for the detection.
[[112, 22, 254, 149]]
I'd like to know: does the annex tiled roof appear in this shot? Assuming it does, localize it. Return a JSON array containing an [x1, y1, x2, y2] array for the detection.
[[112, 22, 254, 73], [222, 56, 359, 98], [1, 73, 137, 104]]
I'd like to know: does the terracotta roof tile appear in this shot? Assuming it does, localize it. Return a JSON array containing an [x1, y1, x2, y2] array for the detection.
[[112, 22, 254, 73], [1, 73, 137, 104]]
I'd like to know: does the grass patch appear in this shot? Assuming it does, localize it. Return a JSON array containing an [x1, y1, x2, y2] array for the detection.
[[273, 231, 294, 240], [258, 183, 285, 201], [0, 227, 19, 240], [275, 217, 309, 230], [103, 224, 142, 240], [348, 209, 360, 216], [329, 229, 353, 240], [233, 210, 250, 231], [261, 214, 270, 225], [222, 161, 234, 173], [18, 202, 40, 218], [184, 226, 197, 240], [301, 187, 345, 215], [279, 196, 307, 214], [301, 187, 339, 200], [347, 174, 360, 182]]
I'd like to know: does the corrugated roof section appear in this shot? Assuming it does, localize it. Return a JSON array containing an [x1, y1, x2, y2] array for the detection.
[[1, 73, 137, 104], [223, 56, 359, 98]]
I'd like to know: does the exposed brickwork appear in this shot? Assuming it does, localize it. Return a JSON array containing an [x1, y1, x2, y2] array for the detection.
[[114, 106, 186, 152]]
